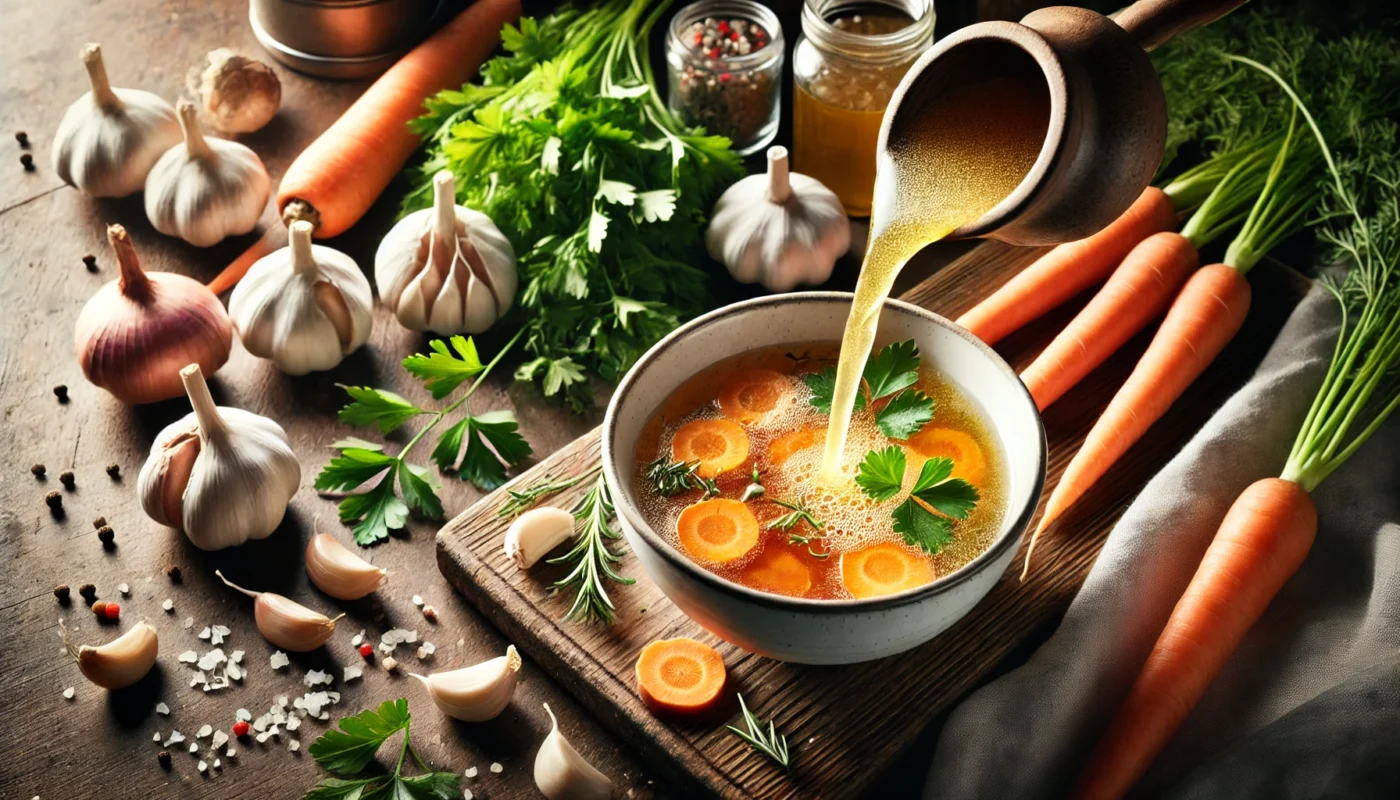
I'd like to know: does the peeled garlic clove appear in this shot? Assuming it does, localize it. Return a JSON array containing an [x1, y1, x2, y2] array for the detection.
[[411, 645, 522, 722], [187, 48, 280, 134], [75, 225, 233, 404], [216, 571, 342, 651], [229, 220, 373, 375], [376, 170, 517, 334], [505, 507, 576, 569], [535, 703, 612, 800], [144, 100, 271, 247], [60, 618, 158, 689], [305, 532, 386, 600], [138, 364, 300, 550], [52, 43, 181, 198]]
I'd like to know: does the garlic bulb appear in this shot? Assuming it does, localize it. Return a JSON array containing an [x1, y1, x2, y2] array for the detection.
[[144, 101, 271, 247], [52, 43, 181, 198], [216, 571, 342, 651], [187, 48, 281, 134], [505, 507, 576, 569], [706, 146, 851, 292], [535, 703, 612, 800], [376, 170, 517, 333], [75, 225, 233, 404], [60, 619, 158, 689], [411, 645, 522, 722], [138, 364, 300, 550], [229, 220, 373, 374], [305, 531, 386, 600]]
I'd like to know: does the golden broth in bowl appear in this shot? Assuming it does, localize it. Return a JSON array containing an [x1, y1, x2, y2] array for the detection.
[[632, 342, 1007, 601]]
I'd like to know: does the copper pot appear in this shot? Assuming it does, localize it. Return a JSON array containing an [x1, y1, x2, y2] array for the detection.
[[882, 0, 1247, 245]]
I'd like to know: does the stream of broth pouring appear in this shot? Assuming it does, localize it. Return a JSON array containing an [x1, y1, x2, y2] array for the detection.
[[818, 74, 1051, 483]]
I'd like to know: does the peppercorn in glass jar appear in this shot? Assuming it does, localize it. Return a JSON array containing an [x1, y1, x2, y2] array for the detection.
[[793, 0, 935, 216], [666, 0, 785, 155]]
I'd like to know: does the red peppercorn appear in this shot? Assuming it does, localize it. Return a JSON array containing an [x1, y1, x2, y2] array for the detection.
[[717, 21, 729, 34], [730, 32, 739, 41], [720, 73, 733, 83], [232, 720, 250, 737], [694, 31, 702, 45], [359, 642, 374, 658], [104, 602, 120, 620], [708, 47, 720, 59]]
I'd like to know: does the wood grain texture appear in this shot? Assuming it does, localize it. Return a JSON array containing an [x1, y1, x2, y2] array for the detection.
[[437, 241, 1313, 799]]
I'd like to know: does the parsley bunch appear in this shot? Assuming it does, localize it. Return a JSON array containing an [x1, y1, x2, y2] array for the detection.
[[408, 0, 744, 411], [315, 334, 532, 544], [304, 699, 458, 799]]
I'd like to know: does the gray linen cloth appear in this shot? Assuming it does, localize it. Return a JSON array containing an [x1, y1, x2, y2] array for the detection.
[[924, 284, 1400, 799]]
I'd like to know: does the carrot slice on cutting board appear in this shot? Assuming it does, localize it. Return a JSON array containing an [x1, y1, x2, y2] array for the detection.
[[672, 418, 749, 477], [636, 637, 727, 716], [677, 499, 760, 563]]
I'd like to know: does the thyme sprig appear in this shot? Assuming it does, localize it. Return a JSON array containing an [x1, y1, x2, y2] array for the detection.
[[645, 456, 718, 498], [727, 694, 791, 769], [497, 471, 592, 518], [766, 496, 824, 533], [548, 475, 636, 624]]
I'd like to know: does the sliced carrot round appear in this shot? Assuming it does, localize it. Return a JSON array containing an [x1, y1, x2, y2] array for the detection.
[[636, 637, 727, 716], [767, 425, 820, 467], [903, 427, 987, 487], [718, 368, 790, 423], [841, 542, 934, 599], [741, 547, 814, 597], [672, 418, 749, 478], [677, 499, 760, 563]]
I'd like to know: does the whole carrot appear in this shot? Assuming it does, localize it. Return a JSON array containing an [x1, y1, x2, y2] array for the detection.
[[957, 187, 1177, 345], [1072, 478, 1316, 800], [1020, 231, 1199, 411]]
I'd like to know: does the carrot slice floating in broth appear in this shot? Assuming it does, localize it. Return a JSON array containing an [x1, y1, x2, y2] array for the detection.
[[903, 427, 986, 487], [718, 368, 790, 423], [677, 499, 760, 563], [742, 548, 814, 597], [767, 425, 820, 467], [672, 419, 749, 477], [842, 542, 933, 599], [636, 637, 727, 716]]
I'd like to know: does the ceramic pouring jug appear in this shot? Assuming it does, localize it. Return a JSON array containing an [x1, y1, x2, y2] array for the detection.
[[882, 0, 1249, 245]]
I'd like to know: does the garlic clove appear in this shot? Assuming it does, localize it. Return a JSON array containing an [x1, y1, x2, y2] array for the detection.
[[305, 532, 386, 600], [187, 49, 281, 134], [410, 645, 522, 722], [504, 507, 576, 570], [60, 619, 159, 689], [216, 571, 342, 652], [141, 430, 200, 527], [534, 703, 612, 800], [52, 44, 181, 198]]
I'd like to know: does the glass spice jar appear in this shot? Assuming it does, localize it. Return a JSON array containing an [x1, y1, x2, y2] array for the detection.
[[792, 0, 935, 216], [666, 0, 785, 155]]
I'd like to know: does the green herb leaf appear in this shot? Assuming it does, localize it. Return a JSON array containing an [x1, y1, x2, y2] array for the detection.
[[855, 446, 906, 502], [804, 367, 865, 415], [392, 772, 462, 800], [892, 499, 956, 555], [497, 472, 590, 518], [908, 457, 980, 519], [399, 464, 444, 520], [338, 472, 410, 545], [329, 437, 383, 452], [316, 448, 398, 492], [309, 699, 409, 776], [549, 475, 635, 624], [302, 777, 379, 800], [726, 694, 791, 769], [455, 411, 533, 491], [862, 340, 921, 402], [402, 336, 484, 399], [875, 389, 935, 439], [337, 386, 425, 434]]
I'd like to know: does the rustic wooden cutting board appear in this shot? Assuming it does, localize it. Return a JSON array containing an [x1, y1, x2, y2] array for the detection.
[[437, 241, 1312, 799]]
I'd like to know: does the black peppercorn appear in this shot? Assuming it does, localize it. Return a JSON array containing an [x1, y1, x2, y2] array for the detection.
[[53, 385, 69, 403], [31, 464, 45, 478], [83, 254, 98, 272], [158, 750, 172, 769], [166, 564, 183, 583], [106, 463, 121, 479], [93, 516, 107, 529], [15, 131, 29, 148], [97, 526, 115, 545], [59, 471, 75, 489], [45, 490, 63, 510], [54, 584, 71, 604], [20, 153, 35, 171], [78, 583, 97, 603]]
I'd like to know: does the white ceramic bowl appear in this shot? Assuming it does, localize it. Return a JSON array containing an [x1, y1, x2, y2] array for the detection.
[[602, 293, 1045, 664]]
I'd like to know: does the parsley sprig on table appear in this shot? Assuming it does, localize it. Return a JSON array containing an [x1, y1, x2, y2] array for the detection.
[[856, 448, 980, 555], [408, 0, 744, 412], [303, 699, 458, 800], [805, 340, 935, 439], [315, 333, 532, 545]]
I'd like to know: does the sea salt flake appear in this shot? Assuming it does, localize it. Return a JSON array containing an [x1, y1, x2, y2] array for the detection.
[[225, 662, 242, 681], [289, 739, 300, 752], [343, 665, 363, 682], [211, 731, 229, 750], [211, 625, 231, 645], [62, 686, 75, 700], [303, 669, 333, 687], [154, 732, 162, 742], [162, 599, 174, 612], [156, 701, 170, 715], [464, 791, 474, 800], [256, 732, 269, 743], [198, 627, 212, 640], [464, 766, 478, 778], [412, 594, 424, 607], [183, 616, 194, 629], [252, 715, 270, 732], [285, 716, 301, 732], [276, 695, 289, 708], [351, 630, 365, 647], [379, 642, 395, 654], [213, 758, 221, 769], [270, 651, 289, 670], [197, 725, 213, 738], [225, 748, 236, 758], [190, 670, 207, 687], [197, 760, 207, 773], [178, 650, 198, 663], [189, 742, 199, 753], [236, 708, 251, 722], [489, 762, 503, 774], [230, 650, 245, 663], [198, 648, 227, 671], [118, 583, 130, 596]]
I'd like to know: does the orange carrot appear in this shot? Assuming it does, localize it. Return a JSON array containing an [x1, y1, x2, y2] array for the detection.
[[1023, 264, 1251, 575], [677, 499, 760, 563], [841, 542, 934, 599], [903, 427, 987, 487], [957, 187, 1177, 346], [1021, 231, 1199, 411], [742, 548, 814, 597], [636, 637, 728, 716], [718, 368, 791, 423], [767, 425, 821, 466], [673, 419, 750, 478], [1072, 478, 1316, 800]]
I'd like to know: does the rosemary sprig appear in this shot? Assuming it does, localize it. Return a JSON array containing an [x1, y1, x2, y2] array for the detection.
[[497, 471, 592, 518], [548, 475, 636, 624], [644, 456, 719, 498], [785, 532, 831, 559], [767, 496, 824, 532], [726, 694, 791, 769]]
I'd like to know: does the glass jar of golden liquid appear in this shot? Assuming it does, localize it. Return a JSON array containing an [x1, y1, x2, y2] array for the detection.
[[792, 0, 935, 216]]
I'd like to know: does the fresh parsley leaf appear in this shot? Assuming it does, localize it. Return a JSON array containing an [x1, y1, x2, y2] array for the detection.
[[393, 772, 462, 800], [876, 389, 935, 439], [804, 367, 866, 415], [908, 457, 980, 519], [402, 336, 484, 399], [863, 340, 921, 401], [337, 386, 424, 434], [302, 777, 377, 800], [855, 446, 906, 502], [399, 464, 444, 520], [892, 499, 956, 555], [315, 448, 397, 492], [310, 699, 410, 776], [438, 411, 532, 491], [338, 473, 409, 545], [329, 437, 383, 451]]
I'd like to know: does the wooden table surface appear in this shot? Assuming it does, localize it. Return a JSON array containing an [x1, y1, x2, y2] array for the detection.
[[0, 1, 966, 797]]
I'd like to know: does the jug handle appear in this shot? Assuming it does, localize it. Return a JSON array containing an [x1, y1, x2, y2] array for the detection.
[[1112, 0, 1251, 51]]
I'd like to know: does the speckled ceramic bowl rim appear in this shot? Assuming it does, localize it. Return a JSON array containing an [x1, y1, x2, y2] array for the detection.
[[602, 291, 1047, 614]]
